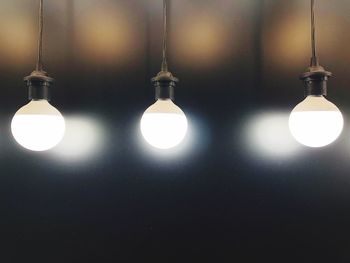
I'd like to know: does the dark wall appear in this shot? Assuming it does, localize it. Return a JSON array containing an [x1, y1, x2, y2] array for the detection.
[[1, 0, 350, 262]]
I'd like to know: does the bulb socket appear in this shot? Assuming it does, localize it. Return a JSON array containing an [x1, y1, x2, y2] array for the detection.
[[300, 66, 332, 96], [154, 81, 176, 100], [151, 71, 178, 100], [24, 71, 54, 101]]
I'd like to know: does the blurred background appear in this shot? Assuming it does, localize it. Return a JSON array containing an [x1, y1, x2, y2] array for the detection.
[[0, 0, 350, 262]]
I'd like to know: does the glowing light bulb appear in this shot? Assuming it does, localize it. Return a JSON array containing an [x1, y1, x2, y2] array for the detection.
[[11, 100, 65, 151], [140, 99, 188, 149], [289, 95, 343, 147]]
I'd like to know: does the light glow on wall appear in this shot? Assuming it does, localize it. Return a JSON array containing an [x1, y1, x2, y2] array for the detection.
[[75, 1, 141, 66], [0, 10, 36, 67], [243, 111, 301, 160], [49, 115, 106, 162], [173, 13, 231, 69]]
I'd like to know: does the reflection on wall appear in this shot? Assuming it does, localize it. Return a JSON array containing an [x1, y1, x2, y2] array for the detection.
[[243, 111, 301, 160], [49, 114, 107, 163]]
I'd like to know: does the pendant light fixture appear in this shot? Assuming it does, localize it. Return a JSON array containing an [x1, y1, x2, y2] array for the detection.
[[289, 0, 343, 148], [140, 0, 188, 149], [11, 0, 65, 151]]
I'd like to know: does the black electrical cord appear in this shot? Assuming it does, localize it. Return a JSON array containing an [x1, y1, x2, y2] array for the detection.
[[310, 0, 319, 67], [161, 0, 168, 72], [36, 0, 44, 72]]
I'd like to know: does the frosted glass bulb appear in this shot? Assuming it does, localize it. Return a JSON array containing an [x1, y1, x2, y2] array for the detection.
[[140, 99, 188, 149], [11, 100, 65, 151], [289, 95, 343, 147]]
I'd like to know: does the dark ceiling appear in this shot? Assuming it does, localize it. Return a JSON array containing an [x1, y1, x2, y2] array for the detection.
[[1, 0, 350, 262]]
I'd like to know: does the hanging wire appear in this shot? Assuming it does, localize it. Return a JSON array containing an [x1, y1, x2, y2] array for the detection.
[[36, 0, 44, 72], [310, 0, 319, 66], [161, 0, 168, 72]]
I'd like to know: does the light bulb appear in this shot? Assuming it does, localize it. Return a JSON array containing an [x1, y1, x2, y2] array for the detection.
[[289, 95, 343, 147], [140, 99, 188, 149], [11, 100, 65, 151]]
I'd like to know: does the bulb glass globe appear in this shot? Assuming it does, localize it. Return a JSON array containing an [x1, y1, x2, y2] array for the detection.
[[11, 100, 65, 151], [140, 99, 188, 149], [289, 95, 343, 147]]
